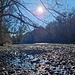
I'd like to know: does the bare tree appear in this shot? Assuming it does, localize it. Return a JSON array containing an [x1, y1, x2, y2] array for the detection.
[[0, 0, 39, 45], [0, 0, 67, 45]]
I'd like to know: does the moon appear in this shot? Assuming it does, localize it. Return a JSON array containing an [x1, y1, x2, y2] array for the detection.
[[37, 6, 44, 14]]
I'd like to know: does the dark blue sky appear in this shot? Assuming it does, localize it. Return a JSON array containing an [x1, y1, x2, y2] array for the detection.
[[22, 0, 75, 27]]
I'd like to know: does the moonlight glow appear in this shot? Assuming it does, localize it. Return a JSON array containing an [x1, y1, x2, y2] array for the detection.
[[37, 6, 44, 14]]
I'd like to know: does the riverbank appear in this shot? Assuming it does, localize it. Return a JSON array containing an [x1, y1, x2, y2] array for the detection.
[[0, 43, 75, 75]]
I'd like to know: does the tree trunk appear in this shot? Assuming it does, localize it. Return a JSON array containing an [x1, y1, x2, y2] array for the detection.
[[0, 1, 4, 45]]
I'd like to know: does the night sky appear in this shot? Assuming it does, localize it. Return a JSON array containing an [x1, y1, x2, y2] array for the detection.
[[21, 0, 75, 27]]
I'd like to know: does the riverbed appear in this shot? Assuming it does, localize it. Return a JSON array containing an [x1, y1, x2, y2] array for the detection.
[[0, 43, 75, 75]]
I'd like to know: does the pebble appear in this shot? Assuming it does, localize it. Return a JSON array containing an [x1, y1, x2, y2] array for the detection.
[[0, 44, 75, 75]]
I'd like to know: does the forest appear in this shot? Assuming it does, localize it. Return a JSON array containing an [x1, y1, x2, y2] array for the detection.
[[1, 1, 75, 45], [12, 10, 75, 44], [0, 0, 75, 45]]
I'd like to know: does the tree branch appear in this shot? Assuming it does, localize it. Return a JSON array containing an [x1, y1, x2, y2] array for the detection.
[[12, 0, 47, 24], [1, 14, 38, 28], [40, 0, 65, 18]]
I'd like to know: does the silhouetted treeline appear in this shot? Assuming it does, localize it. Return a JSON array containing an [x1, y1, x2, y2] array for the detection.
[[12, 10, 75, 44]]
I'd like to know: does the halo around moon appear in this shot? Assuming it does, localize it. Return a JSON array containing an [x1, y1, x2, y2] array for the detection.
[[37, 6, 44, 14]]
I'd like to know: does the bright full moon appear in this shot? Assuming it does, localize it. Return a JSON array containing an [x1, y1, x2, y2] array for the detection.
[[37, 6, 44, 14]]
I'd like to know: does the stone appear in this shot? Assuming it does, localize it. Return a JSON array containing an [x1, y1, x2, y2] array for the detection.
[[42, 73, 48, 75], [44, 67, 50, 71]]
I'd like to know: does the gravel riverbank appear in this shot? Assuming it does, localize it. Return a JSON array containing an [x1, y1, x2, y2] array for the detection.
[[0, 43, 75, 75]]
